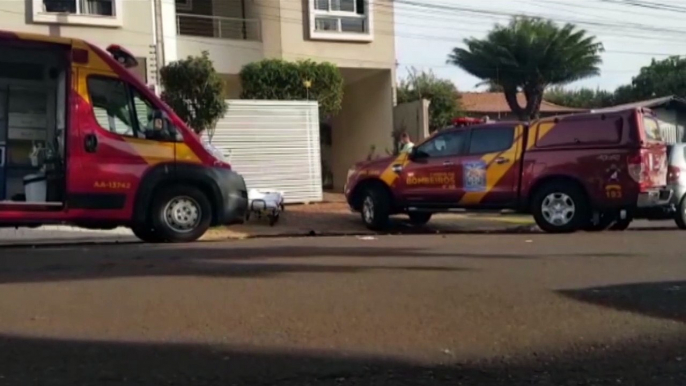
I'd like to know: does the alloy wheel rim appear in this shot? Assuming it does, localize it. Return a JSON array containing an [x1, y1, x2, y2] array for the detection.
[[541, 193, 575, 226], [363, 196, 375, 224]]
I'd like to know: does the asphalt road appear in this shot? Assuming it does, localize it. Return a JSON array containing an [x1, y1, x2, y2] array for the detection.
[[0, 231, 685, 385]]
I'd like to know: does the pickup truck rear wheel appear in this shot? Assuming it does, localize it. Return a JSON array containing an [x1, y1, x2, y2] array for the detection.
[[532, 183, 588, 233], [609, 218, 632, 231], [675, 196, 686, 230], [583, 212, 615, 232], [408, 213, 432, 226], [361, 186, 391, 231], [151, 186, 212, 243]]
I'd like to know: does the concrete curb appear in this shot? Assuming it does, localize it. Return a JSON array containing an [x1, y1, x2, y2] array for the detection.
[[203, 224, 541, 241], [0, 224, 540, 249], [0, 238, 139, 249]]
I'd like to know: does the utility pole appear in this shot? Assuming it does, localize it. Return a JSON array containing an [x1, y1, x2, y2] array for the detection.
[[153, 0, 166, 89]]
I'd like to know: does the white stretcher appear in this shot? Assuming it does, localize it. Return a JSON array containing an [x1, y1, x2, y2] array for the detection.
[[247, 189, 285, 226]]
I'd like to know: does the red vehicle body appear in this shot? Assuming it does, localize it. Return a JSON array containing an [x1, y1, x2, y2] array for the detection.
[[0, 31, 248, 242], [345, 108, 670, 233], [452, 117, 484, 126]]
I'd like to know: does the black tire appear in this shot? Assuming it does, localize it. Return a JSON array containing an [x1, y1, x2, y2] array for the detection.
[[360, 186, 391, 231], [583, 213, 615, 232], [531, 182, 589, 233], [151, 185, 212, 243], [675, 197, 686, 230], [131, 223, 166, 243], [609, 219, 632, 231], [408, 212, 432, 226]]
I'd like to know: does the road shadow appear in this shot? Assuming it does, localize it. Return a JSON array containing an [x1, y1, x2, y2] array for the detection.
[[0, 242, 637, 285], [0, 244, 477, 285], [0, 333, 685, 385], [559, 280, 686, 323]]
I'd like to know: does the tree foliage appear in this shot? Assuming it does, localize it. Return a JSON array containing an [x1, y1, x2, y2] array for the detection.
[[160, 51, 227, 135], [448, 17, 604, 121], [239, 59, 344, 118], [544, 86, 616, 109], [614, 56, 686, 103], [397, 68, 461, 132]]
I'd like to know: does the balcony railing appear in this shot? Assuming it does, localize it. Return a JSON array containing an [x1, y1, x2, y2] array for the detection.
[[177, 13, 261, 42]]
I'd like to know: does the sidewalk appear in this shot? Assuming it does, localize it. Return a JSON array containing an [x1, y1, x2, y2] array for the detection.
[[0, 202, 536, 247], [203, 201, 537, 241]]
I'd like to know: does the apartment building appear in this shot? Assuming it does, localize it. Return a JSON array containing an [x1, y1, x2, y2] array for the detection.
[[0, 0, 158, 83], [1, 0, 397, 189], [174, 0, 396, 189]]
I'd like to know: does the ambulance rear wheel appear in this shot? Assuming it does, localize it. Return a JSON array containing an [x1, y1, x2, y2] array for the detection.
[[131, 223, 166, 243], [361, 186, 390, 231], [152, 186, 212, 243]]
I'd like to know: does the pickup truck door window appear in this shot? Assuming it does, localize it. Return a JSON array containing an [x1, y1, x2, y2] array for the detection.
[[458, 125, 523, 207], [397, 130, 468, 204]]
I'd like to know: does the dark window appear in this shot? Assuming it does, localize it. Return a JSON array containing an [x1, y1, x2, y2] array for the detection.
[[643, 116, 662, 142], [132, 89, 155, 134], [356, 0, 365, 14], [468, 126, 515, 154], [43, 0, 76, 13], [536, 117, 624, 148], [43, 0, 114, 16], [0, 63, 44, 81], [415, 131, 468, 158], [87, 77, 137, 137]]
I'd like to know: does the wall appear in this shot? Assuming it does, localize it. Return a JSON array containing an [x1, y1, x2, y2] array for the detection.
[[330, 69, 394, 190], [653, 106, 682, 144], [208, 100, 323, 204], [176, 36, 264, 74], [258, 0, 395, 69], [1, 0, 156, 81], [393, 99, 430, 150]]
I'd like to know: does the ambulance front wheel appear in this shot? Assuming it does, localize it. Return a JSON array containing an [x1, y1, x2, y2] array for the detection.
[[131, 223, 166, 243], [151, 185, 212, 243]]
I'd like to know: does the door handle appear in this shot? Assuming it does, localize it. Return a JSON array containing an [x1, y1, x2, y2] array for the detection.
[[84, 134, 98, 153], [443, 160, 454, 166], [495, 157, 510, 164]]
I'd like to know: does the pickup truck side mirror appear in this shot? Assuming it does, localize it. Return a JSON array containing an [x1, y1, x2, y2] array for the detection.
[[409, 147, 428, 162]]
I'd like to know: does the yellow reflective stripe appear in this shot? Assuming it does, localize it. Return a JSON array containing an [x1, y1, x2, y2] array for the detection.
[[459, 125, 525, 206], [380, 153, 410, 186]]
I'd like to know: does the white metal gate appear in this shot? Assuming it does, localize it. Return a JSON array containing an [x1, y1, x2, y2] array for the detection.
[[207, 100, 323, 204]]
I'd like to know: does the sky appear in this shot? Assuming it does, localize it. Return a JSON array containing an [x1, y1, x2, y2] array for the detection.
[[394, 0, 686, 92]]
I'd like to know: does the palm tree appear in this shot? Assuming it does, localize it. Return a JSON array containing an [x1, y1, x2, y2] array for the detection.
[[448, 17, 604, 121]]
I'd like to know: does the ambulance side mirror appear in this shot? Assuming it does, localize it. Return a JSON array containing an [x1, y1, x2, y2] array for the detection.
[[148, 110, 180, 142]]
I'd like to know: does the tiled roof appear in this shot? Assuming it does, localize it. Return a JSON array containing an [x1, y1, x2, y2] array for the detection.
[[591, 95, 686, 113], [460, 92, 587, 114]]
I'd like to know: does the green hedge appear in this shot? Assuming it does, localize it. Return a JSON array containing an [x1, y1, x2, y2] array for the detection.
[[239, 59, 344, 118]]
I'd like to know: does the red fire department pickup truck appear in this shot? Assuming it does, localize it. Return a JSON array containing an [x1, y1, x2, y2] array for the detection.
[[345, 108, 670, 233]]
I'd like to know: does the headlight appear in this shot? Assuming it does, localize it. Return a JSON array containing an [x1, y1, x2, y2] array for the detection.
[[202, 139, 227, 163], [347, 168, 356, 180]]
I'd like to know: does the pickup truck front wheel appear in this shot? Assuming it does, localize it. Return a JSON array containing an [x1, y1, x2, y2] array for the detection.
[[361, 187, 391, 231], [408, 212, 432, 226], [532, 183, 588, 233]]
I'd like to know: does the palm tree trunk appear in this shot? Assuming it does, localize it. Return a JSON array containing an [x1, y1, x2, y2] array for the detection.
[[523, 84, 545, 121], [503, 86, 526, 121]]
